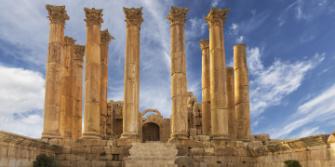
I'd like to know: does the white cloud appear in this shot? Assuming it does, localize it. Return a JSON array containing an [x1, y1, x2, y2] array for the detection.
[[0, 65, 44, 138], [187, 17, 207, 39], [211, 0, 220, 7], [271, 83, 335, 138], [248, 47, 325, 117]]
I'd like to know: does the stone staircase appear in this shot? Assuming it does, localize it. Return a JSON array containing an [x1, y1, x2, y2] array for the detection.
[[124, 142, 178, 167]]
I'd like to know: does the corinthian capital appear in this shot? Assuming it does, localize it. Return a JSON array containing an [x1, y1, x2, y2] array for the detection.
[[206, 8, 229, 26], [123, 7, 143, 27], [84, 8, 103, 25], [100, 29, 113, 44], [167, 6, 188, 25], [199, 40, 209, 50], [46, 4, 69, 24], [73, 45, 85, 60]]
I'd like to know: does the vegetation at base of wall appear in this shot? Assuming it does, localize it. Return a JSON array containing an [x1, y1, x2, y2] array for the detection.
[[284, 160, 302, 167], [33, 154, 57, 167]]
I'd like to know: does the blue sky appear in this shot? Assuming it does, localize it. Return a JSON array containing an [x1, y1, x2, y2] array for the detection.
[[0, 0, 334, 139]]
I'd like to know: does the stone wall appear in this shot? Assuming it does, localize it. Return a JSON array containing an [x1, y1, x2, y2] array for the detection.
[[0, 131, 56, 167], [255, 135, 335, 167]]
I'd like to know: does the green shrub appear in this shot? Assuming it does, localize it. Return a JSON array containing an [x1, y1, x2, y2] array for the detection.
[[33, 154, 56, 167], [284, 160, 301, 167]]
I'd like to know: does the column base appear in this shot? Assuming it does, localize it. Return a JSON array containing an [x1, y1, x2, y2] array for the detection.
[[81, 132, 101, 139]]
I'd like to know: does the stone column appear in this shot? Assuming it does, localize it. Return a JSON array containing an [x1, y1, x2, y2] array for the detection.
[[82, 8, 103, 139], [168, 6, 189, 140], [233, 44, 251, 140], [200, 40, 211, 135], [60, 36, 75, 138], [206, 8, 229, 139], [121, 8, 143, 140], [42, 5, 69, 139], [100, 29, 112, 139], [71, 45, 85, 140], [227, 67, 237, 139]]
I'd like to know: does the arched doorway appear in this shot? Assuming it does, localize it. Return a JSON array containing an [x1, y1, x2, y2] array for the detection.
[[142, 122, 160, 142]]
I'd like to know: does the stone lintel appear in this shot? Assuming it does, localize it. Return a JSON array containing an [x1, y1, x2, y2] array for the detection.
[[206, 8, 229, 25], [73, 45, 85, 60], [100, 29, 113, 44], [84, 8, 103, 25], [199, 40, 209, 50], [46, 4, 69, 24], [123, 7, 143, 27], [167, 6, 188, 24]]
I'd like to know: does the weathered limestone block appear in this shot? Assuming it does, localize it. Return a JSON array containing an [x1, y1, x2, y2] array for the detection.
[[82, 8, 103, 139], [206, 8, 230, 139], [168, 6, 189, 141], [42, 4, 69, 139]]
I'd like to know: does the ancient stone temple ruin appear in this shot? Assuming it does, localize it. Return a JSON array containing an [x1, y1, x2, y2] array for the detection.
[[1, 4, 335, 167]]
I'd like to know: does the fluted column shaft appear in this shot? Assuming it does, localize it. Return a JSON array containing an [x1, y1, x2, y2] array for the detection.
[[206, 8, 229, 138], [233, 44, 251, 140], [60, 36, 75, 138], [100, 30, 112, 139], [42, 5, 69, 139], [121, 8, 143, 140], [200, 40, 211, 135], [168, 7, 189, 140], [82, 8, 103, 139], [71, 45, 85, 140], [227, 67, 237, 138]]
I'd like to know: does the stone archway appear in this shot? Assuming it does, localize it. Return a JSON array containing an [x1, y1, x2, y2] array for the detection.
[[142, 122, 160, 142]]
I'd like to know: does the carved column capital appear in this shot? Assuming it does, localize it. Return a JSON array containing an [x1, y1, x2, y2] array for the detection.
[[64, 36, 75, 46], [167, 6, 188, 25], [84, 8, 103, 25], [73, 45, 85, 60], [199, 40, 209, 50], [46, 4, 69, 24], [100, 29, 113, 44], [206, 8, 229, 27], [124, 7, 143, 27]]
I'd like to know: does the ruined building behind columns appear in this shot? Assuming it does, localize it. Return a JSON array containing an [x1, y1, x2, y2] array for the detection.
[[42, 5, 69, 139], [121, 8, 143, 141], [167, 6, 189, 141], [82, 8, 103, 139], [206, 8, 230, 139]]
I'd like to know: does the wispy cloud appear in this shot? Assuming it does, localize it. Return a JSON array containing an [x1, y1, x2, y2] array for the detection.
[[271, 83, 335, 138], [0, 65, 44, 138], [248, 47, 325, 117]]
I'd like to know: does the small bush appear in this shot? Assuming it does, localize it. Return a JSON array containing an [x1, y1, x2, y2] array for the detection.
[[33, 154, 56, 167], [284, 160, 302, 167]]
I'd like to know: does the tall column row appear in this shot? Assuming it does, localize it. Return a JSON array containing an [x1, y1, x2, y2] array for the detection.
[[42, 5, 69, 139], [200, 40, 211, 136], [121, 8, 143, 141], [168, 7, 189, 141], [234, 44, 251, 140], [206, 8, 230, 139]]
